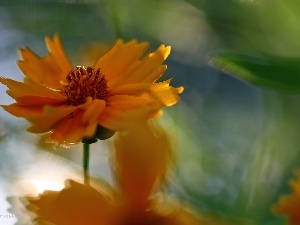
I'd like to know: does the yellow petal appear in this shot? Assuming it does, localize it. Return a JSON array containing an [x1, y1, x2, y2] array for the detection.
[[114, 123, 170, 213], [26, 105, 77, 133], [98, 95, 161, 131], [95, 40, 149, 84], [0, 77, 64, 99]]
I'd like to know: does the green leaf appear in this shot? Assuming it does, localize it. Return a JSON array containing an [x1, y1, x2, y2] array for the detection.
[[186, 0, 300, 56], [211, 53, 300, 91]]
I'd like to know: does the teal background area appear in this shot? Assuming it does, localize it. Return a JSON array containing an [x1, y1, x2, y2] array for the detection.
[[1, 0, 300, 224]]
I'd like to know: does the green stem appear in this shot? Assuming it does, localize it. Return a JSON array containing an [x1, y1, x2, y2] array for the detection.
[[83, 143, 90, 185]]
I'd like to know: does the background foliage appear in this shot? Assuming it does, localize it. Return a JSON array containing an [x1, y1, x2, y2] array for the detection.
[[1, 0, 300, 224]]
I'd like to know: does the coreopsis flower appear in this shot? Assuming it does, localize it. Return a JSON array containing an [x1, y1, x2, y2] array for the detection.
[[0, 35, 183, 145], [22, 123, 203, 225], [273, 170, 300, 224]]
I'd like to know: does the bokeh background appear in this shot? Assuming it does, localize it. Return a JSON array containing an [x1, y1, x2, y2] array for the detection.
[[1, 0, 300, 224]]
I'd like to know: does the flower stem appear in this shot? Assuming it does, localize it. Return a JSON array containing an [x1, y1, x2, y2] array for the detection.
[[83, 143, 90, 185]]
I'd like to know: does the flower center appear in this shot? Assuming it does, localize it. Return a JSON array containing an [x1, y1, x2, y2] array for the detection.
[[62, 66, 108, 106]]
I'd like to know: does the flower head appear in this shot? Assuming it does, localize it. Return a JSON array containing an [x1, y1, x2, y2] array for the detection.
[[0, 35, 183, 145]]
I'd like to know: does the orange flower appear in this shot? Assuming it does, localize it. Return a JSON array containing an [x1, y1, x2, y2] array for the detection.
[[23, 123, 203, 225], [0, 35, 183, 145], [273, 170, 300, 225]]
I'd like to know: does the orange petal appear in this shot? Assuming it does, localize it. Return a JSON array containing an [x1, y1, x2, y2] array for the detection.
[[17, 35, 72, 89], [2, 104, 43, 117], [108, 83, 151, 96], [26, 105, 77, 133], [45, 34, 73, 75], [95, 40, 149, 84], [18, 49, 63, 89], [0, 77, 64, 99], [26, 179, 115, 225], [273, 169, 300, 225], [50, 110, 85, 144], [50, 108, 98, 145], [16, 96, 62, 105], [133, 44, 170, 83], [147, 80, 184, 106], [82, 99, 106, 124], [273, 195, 300, 225], [109, 45, 170, 88], [98, 95, 161, 131], [81, 99, 106, 136], [106, 94, 161, 108], [108, 80, 183, 107], [114, 123, 170, 213]]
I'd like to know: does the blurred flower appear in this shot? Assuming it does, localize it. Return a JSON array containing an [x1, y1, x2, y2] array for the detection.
[[22, 123, 203, 225], [0, 35, 183, 146], [273, 170, 300, 224]]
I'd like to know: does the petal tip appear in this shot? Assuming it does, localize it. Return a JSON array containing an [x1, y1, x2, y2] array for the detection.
[[178, 86, 184, 94]]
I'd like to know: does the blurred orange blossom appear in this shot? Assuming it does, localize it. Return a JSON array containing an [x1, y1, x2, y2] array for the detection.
[[273, 170, 300, 225], [24, 123, 203, 225], [0, 35, 183, 145]]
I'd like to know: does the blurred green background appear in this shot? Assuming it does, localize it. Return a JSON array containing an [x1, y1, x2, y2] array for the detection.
[[1, 0, 300, 224]]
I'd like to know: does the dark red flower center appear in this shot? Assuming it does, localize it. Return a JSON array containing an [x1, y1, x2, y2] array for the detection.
[[62, 66, 108, 106]]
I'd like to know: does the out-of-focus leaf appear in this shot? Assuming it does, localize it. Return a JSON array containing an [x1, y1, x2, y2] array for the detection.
[[211, 53, 300, 91], [185, 0, 268, 52], [186, 0, 300, 56]]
